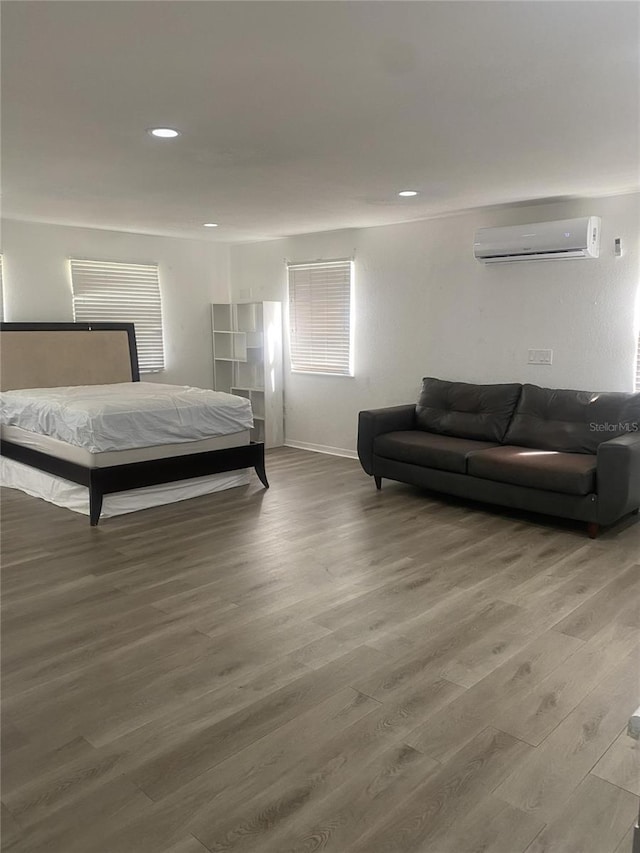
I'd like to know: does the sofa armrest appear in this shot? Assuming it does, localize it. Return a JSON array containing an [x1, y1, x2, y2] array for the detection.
[[596, 432, 640, 525], [357, 405, 416, 475]]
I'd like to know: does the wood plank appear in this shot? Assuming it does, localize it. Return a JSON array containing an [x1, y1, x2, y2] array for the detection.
[[439, 605, 566, 688], [343, 727, 531, 853], [130, 645, 385, 800], [354, 599, 523, 701], [492, 622, 640, 746], [1, 615, 211, 700], [423, 794, 544, 853], [2, 776, 155, 853], [523, 774, 638, 853], [2, 736, 94, 800], [3, 684, 377, 831], [163, 836, 217, 853], [592, 728, 640, 796], [405, 629, 583, 762], [553, 563, 640, 639], [191, 713, 439, 852], [13, 688, 379, 853], [500, 544, 635, 626], [494, 647, 640, 820], [0, 716, 28, 755], [229, 742, 438, 853], [613, 825, 636, 853], [1, 802, 23, 850]]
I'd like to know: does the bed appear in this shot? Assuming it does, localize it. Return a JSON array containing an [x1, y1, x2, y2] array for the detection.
[[0, 322, 268, 525]]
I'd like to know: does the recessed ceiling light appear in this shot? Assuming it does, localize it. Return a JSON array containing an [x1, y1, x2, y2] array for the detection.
[[203, 223, 218, 228], [398, 190, 419, 197], [148, 127, 181, 138]]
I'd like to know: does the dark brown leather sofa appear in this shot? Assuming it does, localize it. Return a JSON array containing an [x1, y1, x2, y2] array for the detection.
[[358, 378, 640, 537]]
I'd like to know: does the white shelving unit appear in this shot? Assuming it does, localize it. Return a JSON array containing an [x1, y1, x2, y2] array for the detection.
[[211, 301, 284, 448]]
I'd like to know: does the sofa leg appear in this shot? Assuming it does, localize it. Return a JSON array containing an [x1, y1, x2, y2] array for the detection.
[[374, 476, 382, 490], [587, 522, 600, 539], [632, 508, 640, 516]]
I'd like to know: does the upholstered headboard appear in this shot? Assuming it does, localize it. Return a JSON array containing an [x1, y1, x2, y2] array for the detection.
[[0, 323, 140, 391]]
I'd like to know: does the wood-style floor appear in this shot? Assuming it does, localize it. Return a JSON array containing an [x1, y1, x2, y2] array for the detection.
[[1, 448, 639, 853]]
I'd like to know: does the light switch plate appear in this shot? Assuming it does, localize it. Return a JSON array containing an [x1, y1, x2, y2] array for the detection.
[[528, 348, 553, 365]]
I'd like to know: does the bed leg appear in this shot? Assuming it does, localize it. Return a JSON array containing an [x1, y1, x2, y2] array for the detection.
[[89, 486, 103, 526], [254, 461, 269, 489]]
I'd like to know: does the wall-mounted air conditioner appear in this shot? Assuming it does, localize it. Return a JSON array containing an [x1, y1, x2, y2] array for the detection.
[[474, 217, 601, 263]]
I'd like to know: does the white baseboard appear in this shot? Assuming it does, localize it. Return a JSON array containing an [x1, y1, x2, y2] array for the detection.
[[284, 439, 358, 460]]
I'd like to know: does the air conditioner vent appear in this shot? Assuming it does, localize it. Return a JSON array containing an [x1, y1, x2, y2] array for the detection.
[[474, 217, 601, 263]]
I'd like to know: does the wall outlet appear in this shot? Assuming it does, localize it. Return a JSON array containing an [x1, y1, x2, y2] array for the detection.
[[528, 348, 553, 365]]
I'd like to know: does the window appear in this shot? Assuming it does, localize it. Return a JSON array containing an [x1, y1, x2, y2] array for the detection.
[[287, 259, 353, 376], [70, 259, 165, 372], [636, 333, 640, 391], [0, 255, 4, 322]]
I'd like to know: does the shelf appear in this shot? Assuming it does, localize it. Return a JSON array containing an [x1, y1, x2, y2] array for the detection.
[[235, 361, 263, 388], [212, 358, 233, 395], [236, 302, 262, 334], [212, 301, 282, 449], [213, 330, 246, 361], [211, 303, 234, 332], [251, 391, 265, 419]]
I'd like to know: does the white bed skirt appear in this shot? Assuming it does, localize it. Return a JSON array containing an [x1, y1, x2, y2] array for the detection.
[[0, 457, 250, 518]]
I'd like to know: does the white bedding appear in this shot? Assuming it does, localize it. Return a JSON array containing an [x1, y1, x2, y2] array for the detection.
[[0, 382, 254, 452], [1, 457, 250, 518]]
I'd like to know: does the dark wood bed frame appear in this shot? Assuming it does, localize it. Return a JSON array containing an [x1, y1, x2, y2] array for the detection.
[[0, 322, 268, 525]]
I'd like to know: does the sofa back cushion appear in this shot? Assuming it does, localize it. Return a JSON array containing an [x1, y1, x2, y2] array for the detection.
[[415, 377, 523, 443], [504, 384, 640, 453]]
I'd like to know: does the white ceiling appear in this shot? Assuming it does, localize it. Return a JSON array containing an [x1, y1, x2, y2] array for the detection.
[[2, 1, 638, 242]]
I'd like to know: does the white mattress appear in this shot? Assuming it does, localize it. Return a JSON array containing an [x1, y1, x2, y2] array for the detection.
[[0, 382, 254, 452], [1, 425, 250, 468], [1, 457, 250, 518]]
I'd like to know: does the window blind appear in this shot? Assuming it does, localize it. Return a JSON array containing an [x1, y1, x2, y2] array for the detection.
[[288, 260, 353, 376], [636, 333, 640, 392], [70, 259, 164, 372]]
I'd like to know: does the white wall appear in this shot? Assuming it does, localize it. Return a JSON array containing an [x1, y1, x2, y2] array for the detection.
[[5, 195, 637, 453], [230, 193, 640, 454], [1, 219, 230, 388]]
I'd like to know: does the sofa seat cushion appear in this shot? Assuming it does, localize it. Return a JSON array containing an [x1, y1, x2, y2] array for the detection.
[[374, 431, 500, 474], [416, 377, 522, 442], [467, 445, 597, 496]]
